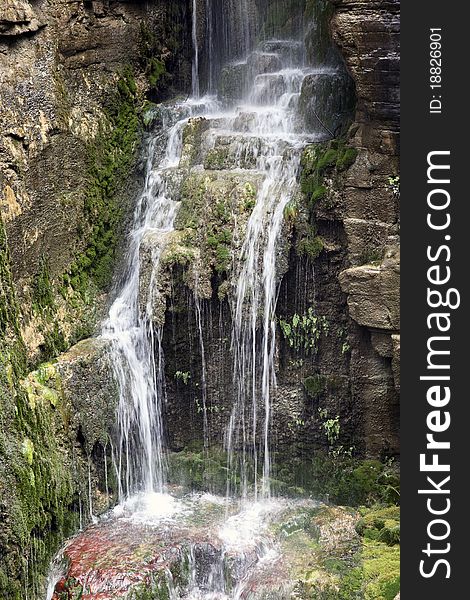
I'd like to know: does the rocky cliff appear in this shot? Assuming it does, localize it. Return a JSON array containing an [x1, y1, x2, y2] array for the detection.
[[156, 0, 400, 466], [331, 0, 400, 455], [0, 0, 192, 596], [1, 0, 192, 363]]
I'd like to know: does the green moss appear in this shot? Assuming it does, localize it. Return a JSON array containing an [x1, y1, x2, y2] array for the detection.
[[171, 172, 258, 285], [140, 24, 168, 94], [356, 506, 400, 546], [303, 375, 326, 398], [310, 185, 327, 206], [21, 438, 34, 466], [0, 216, 24, 346], [243, 182, 257, 211], [359, 247, 384, 266], [215, 244, 231, 273], [32, 256, 55, 311], [296, 234, 324, 261], [204, 147, 230, 170], [317, 148, 339, 172], [362, 541, 400, 600], [336, 147, 358, 171], [274, 454, 400, 508], [284, 200, 299, 223], [300, 140, 357, 209], [43, 321, 67, 358], [67, 67, 142, 293], [147, 58, 166, 88], [168, 446, 229, 494]]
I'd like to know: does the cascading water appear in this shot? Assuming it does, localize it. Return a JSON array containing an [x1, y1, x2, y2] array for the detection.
[[101, 105, 213, 499], [192, 0, 200, 98], [45, 0, 352, 596]]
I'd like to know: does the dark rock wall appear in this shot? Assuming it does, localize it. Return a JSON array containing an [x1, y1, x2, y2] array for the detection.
[[331, 0, 400, 456]]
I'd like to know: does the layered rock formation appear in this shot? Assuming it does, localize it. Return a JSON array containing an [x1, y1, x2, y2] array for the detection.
[[155, 0, 400, 463], [0, 0, 192, 363], [331, 0, 400, 455]]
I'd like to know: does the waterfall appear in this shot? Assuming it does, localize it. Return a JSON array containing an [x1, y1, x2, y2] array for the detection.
[[194, 293, 210, 453], [44, 2, 357, 597], [221, 58, 316, 500], [102, 0, 336, 502], [192, 0, 200, 98]]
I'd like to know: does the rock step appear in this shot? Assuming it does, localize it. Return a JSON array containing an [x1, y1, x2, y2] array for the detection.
[[260, 39, 305, 65], [247, 50, 283, 74], [251, 70, 306, 104], [218, 45, 305, 103], [229, 106, 299, 135], [202, 133, 295, 171]]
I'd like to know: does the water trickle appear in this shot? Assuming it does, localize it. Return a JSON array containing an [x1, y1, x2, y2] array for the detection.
[[101, 0, 341, 503], [192, 0, 200, 98], [194, 293, 210, 453], [87, 459, 97, 524]]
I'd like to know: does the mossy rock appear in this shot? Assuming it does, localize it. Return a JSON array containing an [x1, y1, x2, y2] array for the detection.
[[336, 147, 358, 171], [362, 540, 400, 600], [356, 506, 400, 546], [303, 375, 326, 398], [167, 447, 228, 493], [297, 235, 324, 261]]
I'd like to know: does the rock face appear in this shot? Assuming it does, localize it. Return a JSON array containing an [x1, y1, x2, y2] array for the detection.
[[0, 1, 192, 596], [158, 0, 400, 461], [0, 0, 400, 595], [0, 330, 119, 597], [330, 0, 400, 456], [0, 0, 192, 364]]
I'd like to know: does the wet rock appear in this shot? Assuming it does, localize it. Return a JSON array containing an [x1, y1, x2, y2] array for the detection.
[[247, 50, 283, 74], [54, 338, 118, 452], [218, 62, 249, 103], [261, 40, 305, 66], [180, 117, 212, 167], [299, 71, 355, 137]]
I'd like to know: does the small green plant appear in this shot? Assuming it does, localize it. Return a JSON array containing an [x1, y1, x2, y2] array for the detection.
[[388, 175, 400, 198], [318, 408, 355, 460], [174, 371, 191, 385], [318, 408, 340, 446], [337, 326, 351, 355], [296, 234, 324, 261], [283, 200, 299, 223], [279, 307, 329, 355]]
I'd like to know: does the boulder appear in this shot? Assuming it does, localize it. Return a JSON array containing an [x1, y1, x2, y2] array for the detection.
[[339, 245, 400, 331]]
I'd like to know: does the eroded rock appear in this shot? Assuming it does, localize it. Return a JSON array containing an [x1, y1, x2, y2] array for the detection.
[[339, 245, 400, 331]]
